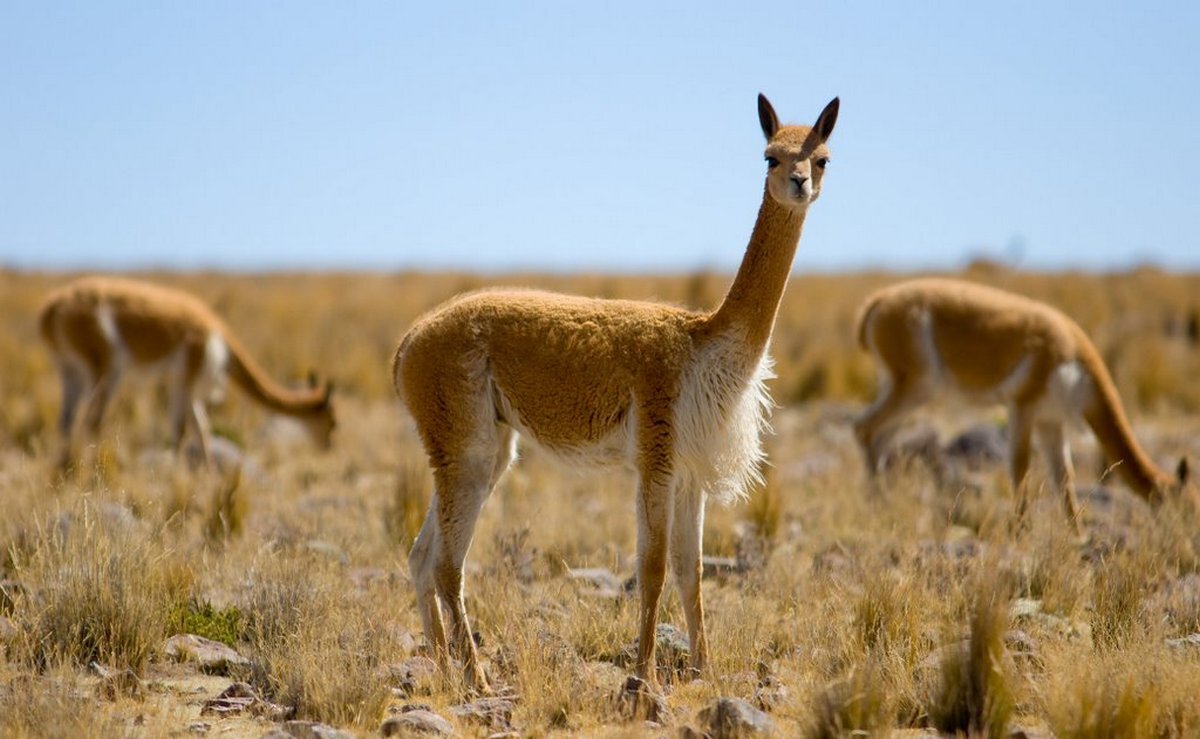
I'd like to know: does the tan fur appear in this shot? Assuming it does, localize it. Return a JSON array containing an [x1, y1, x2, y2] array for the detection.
[[853, 277, 1188, 532], [393, 94, 839, 691], [39, 276, 335, 469]]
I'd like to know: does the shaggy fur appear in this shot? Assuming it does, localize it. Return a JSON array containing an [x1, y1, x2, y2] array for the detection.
[[393, 94, 839, 691], [854, 277, 1190, 533], [39, 276, 335, 469]]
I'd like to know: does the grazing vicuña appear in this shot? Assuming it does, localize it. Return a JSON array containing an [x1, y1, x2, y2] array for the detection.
[[39, 276, 335, 469], [854, 277, 1191, 533]]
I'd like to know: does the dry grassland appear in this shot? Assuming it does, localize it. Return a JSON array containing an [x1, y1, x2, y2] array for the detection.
[[2, 266, 1200, 737]]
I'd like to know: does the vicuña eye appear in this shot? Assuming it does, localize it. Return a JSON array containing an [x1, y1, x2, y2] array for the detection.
[[765, 156, 779, 169], [816, 157, 830, 169]]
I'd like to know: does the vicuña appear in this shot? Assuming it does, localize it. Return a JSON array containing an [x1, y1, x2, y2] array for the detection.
[[40, 276, 335, 469], [393, 94, 839, 690], [854, 277, 1190, 532]]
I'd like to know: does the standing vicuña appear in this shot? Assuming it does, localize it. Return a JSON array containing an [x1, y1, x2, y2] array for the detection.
[[40, 276, 335, 469], [854, 277, 1190, 533], [393, 94, 839, 691]]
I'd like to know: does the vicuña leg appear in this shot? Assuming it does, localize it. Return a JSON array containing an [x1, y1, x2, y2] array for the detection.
[[1036, 420, 1082, 536], [1008, 406, 1035, 528], [634, 423, 674, 689], [670, 486, 708, 675], [853, 373, 926, 476], [53, 360, 90, 469], [429, 428, 510, 693], [408, 498, 448, 663]]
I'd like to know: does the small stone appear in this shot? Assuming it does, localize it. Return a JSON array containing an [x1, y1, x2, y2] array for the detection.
[[568, 567, 626, 599], [164, 634, 251, 675], [448, 696, 515, 732], [701, 556, 743, 579], [201, 682, 287, 720], [188, 722, 211, 734], [943, 424, 1007, 469], [388, 656, 439, 696], [0, 615, 17, 644], [697, 696, 775, 738], [380, 709, 454, 736], [94, 667, 144, 701], [615, 675, 671, 724], [1165, 633, 1200, 651], [0, 579, 24, 614], [278, 720, 353, 739]]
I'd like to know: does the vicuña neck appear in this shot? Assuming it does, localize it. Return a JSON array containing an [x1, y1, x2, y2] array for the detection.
[[707, 187, 806, 357]]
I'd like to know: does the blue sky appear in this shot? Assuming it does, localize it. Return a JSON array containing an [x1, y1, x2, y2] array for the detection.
[[2, 2, 1197, 273]]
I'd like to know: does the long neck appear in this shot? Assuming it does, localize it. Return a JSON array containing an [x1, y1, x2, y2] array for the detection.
[[707, 186, 806, 356], [225, 334, 325, 417]]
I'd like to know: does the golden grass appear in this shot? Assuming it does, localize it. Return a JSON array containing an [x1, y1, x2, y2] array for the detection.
[[0, 267, 1199, 735]]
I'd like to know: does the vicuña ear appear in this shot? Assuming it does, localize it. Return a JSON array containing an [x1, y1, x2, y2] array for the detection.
[[758, 93, 779, 140], [307, 370, 320, 389], [814, 97, 840, 142], [1178, 456, 1190, 487]]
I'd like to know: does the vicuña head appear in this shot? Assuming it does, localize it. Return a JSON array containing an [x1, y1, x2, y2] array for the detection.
[[39, 276, 337, 471], [853, 277, 1194, 536], [393, 93, 838, 693]]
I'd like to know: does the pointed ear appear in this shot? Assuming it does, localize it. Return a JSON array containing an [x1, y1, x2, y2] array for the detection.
[[1178, 456, 1190, 487], [814, 97, 840, 142], [757, 93, 779, 140], [307, 370, 319, 389]]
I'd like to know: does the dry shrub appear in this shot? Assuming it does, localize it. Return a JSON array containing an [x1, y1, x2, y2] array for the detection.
[[0, 669, 123, 738], [1092, 552, 1153, 650], [807, 661, 892, 739], [244, 554, 394, 727], [11, 517, 193, 673], [744, 459, 781, 540], [203, 467, 247, 544], [927, 594, 1014, 739], [1041, 651, 1200, 738], [385, 458, 431, 550]]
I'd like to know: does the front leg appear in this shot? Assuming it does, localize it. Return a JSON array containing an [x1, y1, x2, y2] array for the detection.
[[634, 418, 675, 690], [670, 484, 708, 675]]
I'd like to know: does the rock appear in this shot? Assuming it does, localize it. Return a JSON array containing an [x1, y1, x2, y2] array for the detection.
[[388, 656, 439, 697], [568, 567, 625, 599], [201, 681, 287, 720], [1008, 727, 1055, 739], [189, 723, 212, 734], [448, 696, 516, 732], [702, 556, 743, 579], [380, 709, 454, 736], [1009, 599, 1092, 647], [614, 675, 671, 724], [1004, 629, 1041, 667], [0, 579, 24, 614], [164, 634, 251, 675], [0, 615, 17, 643], [1165, 633, 1200, 651], [91, 662, 144, 701], [697, 696, 775, 737], [943, 424, 1007, 469], [275, 720, 353, 739], [620, 623, 691, 680], [303, 540, 349, 565]]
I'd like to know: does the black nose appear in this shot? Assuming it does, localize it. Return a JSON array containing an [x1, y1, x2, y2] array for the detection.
[[790, 176, 807, 190]]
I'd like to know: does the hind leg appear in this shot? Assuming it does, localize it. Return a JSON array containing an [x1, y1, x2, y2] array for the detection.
[[409, 496, 449, 663], [853, 374, 926, 478], [1036, 420, 1082, 536], [420, 424, 510, 693]]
